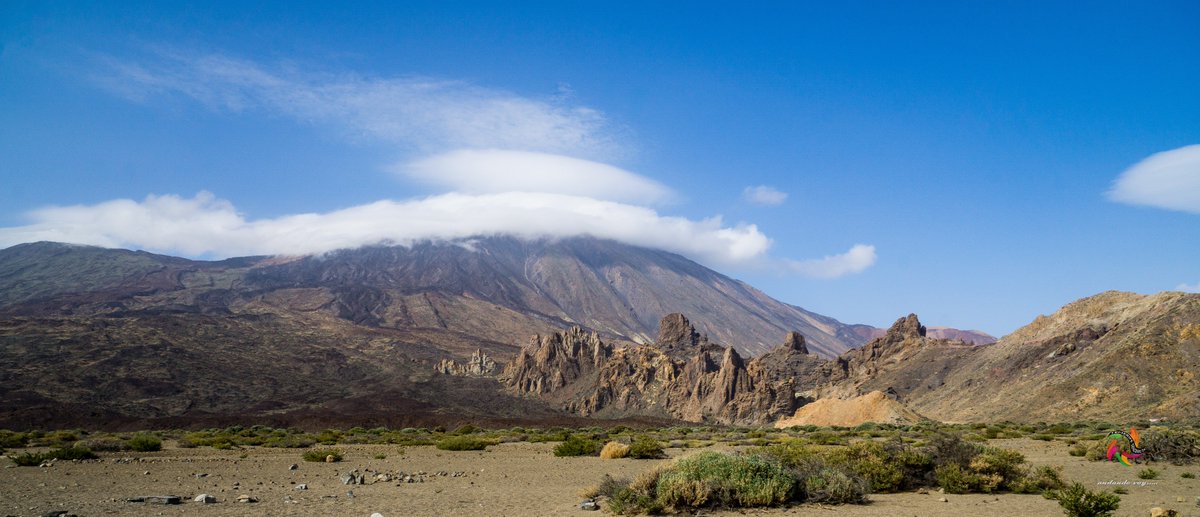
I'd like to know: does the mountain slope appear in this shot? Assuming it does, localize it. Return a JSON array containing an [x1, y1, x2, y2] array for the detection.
[[814, 291, 1200, 423], [240, 237, 867, 357], [0, 237, 867, 429]]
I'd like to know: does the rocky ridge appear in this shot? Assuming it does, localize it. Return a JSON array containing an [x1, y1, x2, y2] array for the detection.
[[501, 314, 810, 425]]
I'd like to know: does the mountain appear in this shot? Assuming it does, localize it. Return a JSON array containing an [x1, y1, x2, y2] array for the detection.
[[0, 237, 867, 429], [497, 291, 1200, 426], [857, 325, 996, 345], [790, 291, 1200, 423]]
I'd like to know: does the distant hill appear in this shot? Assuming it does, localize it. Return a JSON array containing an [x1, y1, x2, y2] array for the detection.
[[857, 325, 995, 345], [0, 237, 869, 429], [816, 291, 1200, 423]]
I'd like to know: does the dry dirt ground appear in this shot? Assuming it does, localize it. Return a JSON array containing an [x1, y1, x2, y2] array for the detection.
[[2, 438, 1197, 516]]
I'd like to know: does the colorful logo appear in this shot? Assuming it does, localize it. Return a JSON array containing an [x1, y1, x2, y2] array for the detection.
[[1106, 428, 1143, 466]]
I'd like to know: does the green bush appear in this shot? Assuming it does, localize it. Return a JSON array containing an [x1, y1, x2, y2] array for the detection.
[[40, 430, 79, 446], [825, 440, 933, 492], [1137, 467, 1158, 480], [935, 463, 977, 494], [453, 424, 480, 435], [655, 452, 797, 509], [968, 447, 1027, 492], [301, 447, 343, 462], [263, 435, 317, 448], [0, 430, 29, 448], [436, 436, 490, 451], [553, 434, 601, 457], [1012, 465, 1067, 494], [799, 466, 868, 504], [11, 447, 98, 466], [1052, 482, 1120, 517], [601, 450, 869, 514], [628, 435, 666, 459], [76, 436, 125, 452], [126, 434, 162, 452], [1182, 471, 1195, 479]]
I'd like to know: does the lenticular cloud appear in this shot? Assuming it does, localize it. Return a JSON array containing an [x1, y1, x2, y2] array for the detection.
[[1108, 144, 1200, 214], [0, 191, 772, 266]]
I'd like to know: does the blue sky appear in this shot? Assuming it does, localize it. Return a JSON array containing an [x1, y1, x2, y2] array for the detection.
[[2, 1, 1198, 336]]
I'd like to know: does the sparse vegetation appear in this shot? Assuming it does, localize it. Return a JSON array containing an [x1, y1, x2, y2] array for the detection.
[[554, 434, 601, 457], [1051, 482, 1120, 517], [1137, 467, 1159, 480], [301, 447, 343, 462], [628, 435, 666, 459], [655, 452, 796, 509], [435, 436, 491, 451], [126, 433, 162, 452], [1182, 471, 1195, 478], [11, 447, 98, 466]]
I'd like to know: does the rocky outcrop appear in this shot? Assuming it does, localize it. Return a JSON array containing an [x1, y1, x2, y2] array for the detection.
[[502, 327, 612, 396], [435, 349, 498, 377], [501, 314, 808, 424]]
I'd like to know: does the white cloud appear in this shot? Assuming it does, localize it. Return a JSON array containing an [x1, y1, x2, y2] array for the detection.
[[784, 244, 877, 279], [0, 192, 774, 266], [93, 50, 624, 158], [1177, 282, 1200, 293], [742, 185, 788, 206], [1107, 144, 1200, 214], [403, 149, 673, 205], [41, 50, 879, 279]]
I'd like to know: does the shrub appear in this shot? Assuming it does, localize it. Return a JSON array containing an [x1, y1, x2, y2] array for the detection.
[[40, 430, 79, 446], [263, 435, 317, 448], [600, 441, 631, 459], [1137, 467, 1158, 480], [968, 447, 1027, 492], [935, 463, 977, 494], [1068, 443, 1088, 457], [1182, 471, 1195, 479], [928, 432, 980, 469], [628, 436, 666, 459], [436, 436, 490, 451], [824, 441, 905, 492], [76, 436, 125, 452], [0, 430, 29, 448], [453, 424, 480, 435], [1012, 465, 1067, 494], [1141, 427, 1200, 464], [799, 466, 868, 504], [126, 434, 162, 452], [11, 447, 98, 466], [803, 438, 933, 493], [553, 435, 601, 457], [301, 447, 343, 462], [606, 465, 669, 515], [655, 452, 796, 509], [1053, 482, 1120, 517]]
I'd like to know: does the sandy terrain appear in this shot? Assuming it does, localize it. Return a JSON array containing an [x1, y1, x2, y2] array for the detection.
[[2, 439, 1197, 516]]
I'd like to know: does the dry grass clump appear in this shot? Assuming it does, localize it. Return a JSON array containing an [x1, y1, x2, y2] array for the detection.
[[601, 441, 631, 459]]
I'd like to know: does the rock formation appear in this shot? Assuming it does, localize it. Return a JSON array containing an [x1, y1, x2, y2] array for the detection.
[[501, 313, 808, 424], [434, 349, 498, 377]]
